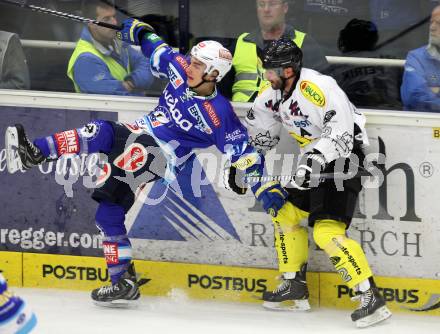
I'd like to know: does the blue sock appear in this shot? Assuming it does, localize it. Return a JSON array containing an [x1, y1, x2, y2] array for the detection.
[[96, 201, 132, 284], [33, 120, 114, 159]]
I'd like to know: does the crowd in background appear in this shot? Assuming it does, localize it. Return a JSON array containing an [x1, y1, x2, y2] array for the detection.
[[0, 0, 440, 112]]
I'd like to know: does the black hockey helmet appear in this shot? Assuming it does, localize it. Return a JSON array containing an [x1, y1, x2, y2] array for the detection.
[[338, 19, 378, 53], [262, 38, 303, 73]]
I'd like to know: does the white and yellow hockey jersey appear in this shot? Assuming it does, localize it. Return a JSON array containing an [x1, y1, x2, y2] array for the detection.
[[245, 68, 369, 164]]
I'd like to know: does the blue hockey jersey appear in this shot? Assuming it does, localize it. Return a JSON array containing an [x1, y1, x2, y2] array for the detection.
[[134, 33, 259, 178]]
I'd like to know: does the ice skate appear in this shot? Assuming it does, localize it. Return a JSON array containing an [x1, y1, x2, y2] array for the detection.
[[91, 263, 149, 308], [5, 124, 47, 173], [262, 264, 310, 311], [351, 282, 392, 328]]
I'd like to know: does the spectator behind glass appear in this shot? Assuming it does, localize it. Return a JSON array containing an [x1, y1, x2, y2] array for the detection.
[[401, 6, 440, 112], [330, 19, 402, 109], [221, 0, 328, 102], [67, 0, 154, 96], [0, 30, 30, 89]]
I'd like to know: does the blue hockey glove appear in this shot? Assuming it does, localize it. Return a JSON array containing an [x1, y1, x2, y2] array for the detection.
[[116, 18, 155, 45], [294, 149, 326, 190], [254, 181, 288, 217]]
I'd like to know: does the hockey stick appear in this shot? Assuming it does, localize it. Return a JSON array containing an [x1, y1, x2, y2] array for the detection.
[[0, 0, 122, 30]]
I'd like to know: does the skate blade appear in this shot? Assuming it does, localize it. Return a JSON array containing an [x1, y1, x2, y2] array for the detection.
[[5, 126, 22, 174], [93, 298, 140, 309], [355, 306, 392, 328], [263, 299, 311, 311]]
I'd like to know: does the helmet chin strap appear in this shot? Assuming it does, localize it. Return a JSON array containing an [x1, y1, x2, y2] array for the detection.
[[280, 73, 294, 92], [189, 74, 214, 89]]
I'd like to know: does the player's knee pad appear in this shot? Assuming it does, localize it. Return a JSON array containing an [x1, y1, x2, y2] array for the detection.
[[312, 219, 346, 250], [272, 202, 309, 272], [314, 219, 373, 288]]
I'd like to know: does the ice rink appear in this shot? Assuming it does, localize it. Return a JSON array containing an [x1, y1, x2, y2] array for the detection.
[[16, 288, 440, 334]]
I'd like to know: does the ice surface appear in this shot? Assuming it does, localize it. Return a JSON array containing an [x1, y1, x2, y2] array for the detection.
[[15, 288, 440, 334]]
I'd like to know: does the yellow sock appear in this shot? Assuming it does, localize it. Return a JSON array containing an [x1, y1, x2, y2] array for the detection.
[[272, 202, 309, 272], [313, 219, 373, 288]]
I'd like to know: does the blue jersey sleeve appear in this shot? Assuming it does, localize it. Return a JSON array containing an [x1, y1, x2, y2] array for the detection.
[[139, 33, 189, 83]]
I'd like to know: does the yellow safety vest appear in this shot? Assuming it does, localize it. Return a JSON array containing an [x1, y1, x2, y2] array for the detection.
[[67, 39, 130, 93], [232, 30, 306, 102]]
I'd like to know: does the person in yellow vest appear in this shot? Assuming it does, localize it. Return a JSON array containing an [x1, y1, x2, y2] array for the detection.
[[227, 0, 328, 102], [67, 0, 154, 95]]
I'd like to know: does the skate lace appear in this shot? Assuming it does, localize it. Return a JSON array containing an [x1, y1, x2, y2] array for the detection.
[[358, 290, 373, 309], [273, 278, 290, 293], [25, 137, 39, 156]]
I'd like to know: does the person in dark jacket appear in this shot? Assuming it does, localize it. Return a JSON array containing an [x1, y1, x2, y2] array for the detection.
[[0, 30, 30, 90]]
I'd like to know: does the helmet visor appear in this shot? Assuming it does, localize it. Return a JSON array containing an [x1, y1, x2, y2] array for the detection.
[[263, 67, 284, 81]]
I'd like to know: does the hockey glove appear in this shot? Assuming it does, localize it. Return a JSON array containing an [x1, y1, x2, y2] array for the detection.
[[254, 181, 288, 217], [226, 165, 247, 195], [294, 149, 327, 190], [116, 18, 155, 45]]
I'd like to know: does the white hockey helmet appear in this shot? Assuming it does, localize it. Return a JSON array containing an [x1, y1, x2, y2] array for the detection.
[[190, 40, 232, 82]]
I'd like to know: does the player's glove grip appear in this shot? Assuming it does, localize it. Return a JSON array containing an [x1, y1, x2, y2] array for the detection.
[[254, 181, 288, 217], [117, 18, 155, 45]]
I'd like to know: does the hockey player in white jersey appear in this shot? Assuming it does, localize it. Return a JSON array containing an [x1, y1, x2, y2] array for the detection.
[[231, 38, 391, 328]]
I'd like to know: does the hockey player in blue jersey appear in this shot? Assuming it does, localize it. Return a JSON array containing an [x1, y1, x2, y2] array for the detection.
[[0, 273, 37, 333], [5, 19, 287, 307]]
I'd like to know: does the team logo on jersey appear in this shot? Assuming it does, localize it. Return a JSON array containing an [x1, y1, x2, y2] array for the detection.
[[149, 106, 171, 128], [289, 100, 304, 116], [300, 80, 326, 107], [188, 104, 213, 134], [168, 63, 184, 89], [265, 99, 280, 112], [203, 101, 220, 128], [79, 122, 100, 139], [249, 131, 280, 151], [54, 129, 80, 155], [114, 143, 148, 173]]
